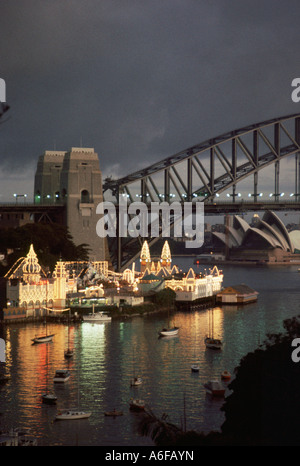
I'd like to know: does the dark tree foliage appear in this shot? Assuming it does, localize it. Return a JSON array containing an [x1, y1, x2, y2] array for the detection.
[[0, 223, 90, 274], [138, 315, 300, 446], [221, 315, 300, 446], [153, 288, 176, 307]]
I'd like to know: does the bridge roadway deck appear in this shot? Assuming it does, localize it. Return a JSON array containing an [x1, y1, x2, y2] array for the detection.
[[203, 200, 300, 214], [0, 200, 299, 217]]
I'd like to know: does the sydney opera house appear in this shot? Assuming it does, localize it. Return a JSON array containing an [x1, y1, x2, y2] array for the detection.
[[212, 211, 300, 263]]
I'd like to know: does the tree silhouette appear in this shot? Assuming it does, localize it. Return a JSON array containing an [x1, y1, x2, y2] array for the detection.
[[0, 223, 90, 275]]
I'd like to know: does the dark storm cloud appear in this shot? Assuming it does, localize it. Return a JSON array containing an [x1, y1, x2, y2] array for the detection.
[[0, 0, 300, 200]]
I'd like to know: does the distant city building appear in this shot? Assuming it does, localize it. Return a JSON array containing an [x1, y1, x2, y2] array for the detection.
[[34, 147, 106, 261]]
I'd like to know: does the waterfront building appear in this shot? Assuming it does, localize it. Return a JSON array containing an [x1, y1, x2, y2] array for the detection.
[[137, 240, 223, 302], [216, 284, 258, 304], [165, 266, 223, 302]]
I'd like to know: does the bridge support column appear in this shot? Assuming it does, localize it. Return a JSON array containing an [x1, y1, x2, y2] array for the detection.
[[164, 168, 170, 203], [275, 161, 280, 201], [253, 130, 258, 202]]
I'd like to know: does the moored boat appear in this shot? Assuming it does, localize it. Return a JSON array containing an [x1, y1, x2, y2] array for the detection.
[[104, 409, 123, 417], [32, 333, 55, 344], [191, 364, 199, 373], [83, 303, 111, 322], [64, 348, 73, 359], [55, 409, 91, 420], [83, 312, 111, 322], [204, 336, 222, 350], [221, 370, 231, 380], [158, 326, 179, 337], [41, 393, 57, 405], [203, 380, 225, 397], [64, 308, 74, 358], [204, 308, 222, 350], [130, 376, 143, 387], [53, 369, 70, 383], [129, 398, 145, 412]]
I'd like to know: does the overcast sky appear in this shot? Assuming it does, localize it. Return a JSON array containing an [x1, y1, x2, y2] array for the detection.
[[1, 0, 300, 203]]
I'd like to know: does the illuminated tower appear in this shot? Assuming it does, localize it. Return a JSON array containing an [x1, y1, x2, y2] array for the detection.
[[22, 244, 41, 284], [160, 240, 172, 270], [53, 259, 67, 309], [140, 240, 151, 273]]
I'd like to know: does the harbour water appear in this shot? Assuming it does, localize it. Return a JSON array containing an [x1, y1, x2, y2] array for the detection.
[[0, 259, 299, 446]]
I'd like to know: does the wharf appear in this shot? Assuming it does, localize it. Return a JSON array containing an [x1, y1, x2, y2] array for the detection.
[[175, 295, 217, 311]]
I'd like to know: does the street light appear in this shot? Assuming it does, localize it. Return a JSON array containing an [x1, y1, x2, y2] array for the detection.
[[269, 193, 285, 199], [226, 192, 241, 198], [248, 193, 263, 198], [13, 193, 27, 203]]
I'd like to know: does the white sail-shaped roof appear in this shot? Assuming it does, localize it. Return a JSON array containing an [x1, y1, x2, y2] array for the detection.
[[262, 211, 292, 251]]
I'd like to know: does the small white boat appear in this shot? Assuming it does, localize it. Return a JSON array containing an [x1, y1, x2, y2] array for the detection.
[[203, 380, 225, 397], [83, 312, 111, 323], [32, 333, 55, 344], [158, 326, 179, 337], [129, 398, 145, 412], [41, 393, 57, 405], [204, 336, 222, 350], [53, 369, 70, 383], [130, 377, 143, 387], [55, 410, 91, 420]]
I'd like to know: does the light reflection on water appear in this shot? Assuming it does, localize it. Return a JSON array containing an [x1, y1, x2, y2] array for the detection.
[[0, 262, 299, 445]]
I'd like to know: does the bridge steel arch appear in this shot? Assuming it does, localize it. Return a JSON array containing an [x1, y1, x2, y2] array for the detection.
[[103, 113, 300, 270]]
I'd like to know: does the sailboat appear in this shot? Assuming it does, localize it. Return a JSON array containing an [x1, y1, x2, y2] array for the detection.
[[41, 341, 57, 405], [158, 307, 179, 337], [32, 314, 55, 343], [64, 308, 73, 359], [130, 348, 142, 387], [55, 374, 91, 420], [191, 337, 200, 372], [204, 308, 222, 350], [32, 284, 55, 343]]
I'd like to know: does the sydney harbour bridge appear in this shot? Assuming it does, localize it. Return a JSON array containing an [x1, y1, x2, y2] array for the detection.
[[103, 113, 300, 269], [1, 108, 300, 271]]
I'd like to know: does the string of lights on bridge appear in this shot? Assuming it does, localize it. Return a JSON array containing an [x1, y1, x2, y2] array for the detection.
[[10, 191, 300, 204]]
